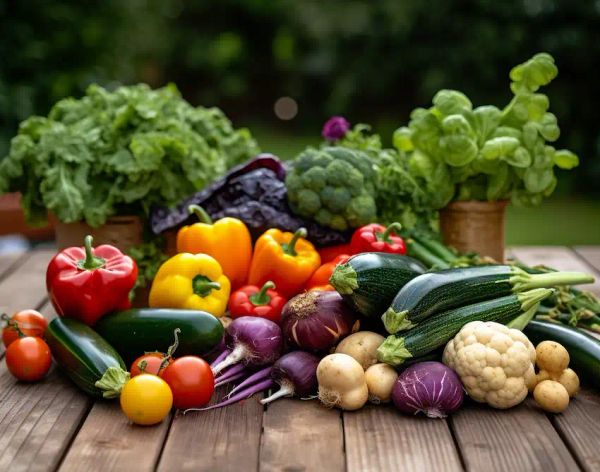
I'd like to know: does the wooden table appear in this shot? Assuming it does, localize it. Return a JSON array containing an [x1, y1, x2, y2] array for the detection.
[[1, 246, 600, 472]]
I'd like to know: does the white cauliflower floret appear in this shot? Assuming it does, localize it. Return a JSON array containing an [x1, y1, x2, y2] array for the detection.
[[443, 321, 536, 409]]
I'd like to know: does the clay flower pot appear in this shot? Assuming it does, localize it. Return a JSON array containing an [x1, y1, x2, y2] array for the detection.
[[54, 216, 143, 251], [439, 200, 508, 262]]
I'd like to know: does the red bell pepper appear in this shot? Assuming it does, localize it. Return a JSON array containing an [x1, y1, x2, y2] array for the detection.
[[305, 254, 350, 291], [228, 281, 287, 324], [318, 243, 354, 263], [350, 222, 406, 255], [46, 235, 138, 326]]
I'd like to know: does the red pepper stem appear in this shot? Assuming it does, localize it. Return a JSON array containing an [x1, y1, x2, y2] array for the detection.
[[188, 205, 213, 224], [249, 281, 276, 306], [78, 235, 106, 270], [282, 227, 307, 256], [379, 222, 403, 243]]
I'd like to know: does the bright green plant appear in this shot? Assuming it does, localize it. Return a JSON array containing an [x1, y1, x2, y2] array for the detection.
[[393, 53, 579, 208]]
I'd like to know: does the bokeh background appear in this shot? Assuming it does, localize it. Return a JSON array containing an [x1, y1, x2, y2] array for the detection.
[[1, 0, 599, 244]]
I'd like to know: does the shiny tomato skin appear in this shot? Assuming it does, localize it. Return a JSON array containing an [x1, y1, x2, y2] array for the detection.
[[130, 352, 170, 377], [2, 310, 48, 347], [6, 337, 52, 381], [120, 374, 173, 426], [160, 356, 214, 409]]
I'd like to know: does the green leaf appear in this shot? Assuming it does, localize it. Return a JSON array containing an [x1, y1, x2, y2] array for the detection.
[[392, 127, 413, 152], [409, 109, 443, 159], [480, 137, 520, 160], [468, 106, 502, 146], [440, 135, 478, 166], [523, 167, 554, 193], [504, 146, 532, 168], [535, 113, 560, 142], [509, 53, 558, 94], [40, 162, 84, 223], [487, 163, 510, 200], [432, 90, 472, 116], [553, 150, 579, 169]]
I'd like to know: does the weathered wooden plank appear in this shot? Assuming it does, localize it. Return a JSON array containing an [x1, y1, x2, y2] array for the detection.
[[59, 402, 171, 472], [510, 246, 600, 294], [574, 246, 600, 273], [451, 399, 579, 471], [259, 399, 344, 472], [158, 388, 263, 472], [549, 388, 600, 472], [344, 404, 462, 472], [0, 363, 91, 472], [0, 249, 56, 358], [0, 251, 25, 281]]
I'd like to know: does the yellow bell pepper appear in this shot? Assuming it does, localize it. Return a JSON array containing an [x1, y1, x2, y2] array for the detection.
[[149, 253, 230, 317], [248, 227, 321, 298], [177, 205, 252, 290]]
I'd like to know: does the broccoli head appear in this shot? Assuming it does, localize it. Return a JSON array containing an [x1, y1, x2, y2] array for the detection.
[[286, 146, 377, 230]]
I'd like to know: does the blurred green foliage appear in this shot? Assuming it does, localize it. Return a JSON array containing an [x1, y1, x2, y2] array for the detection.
[[1, 0, 599, 193]]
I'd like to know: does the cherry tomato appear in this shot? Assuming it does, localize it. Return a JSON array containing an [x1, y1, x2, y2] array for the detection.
[[130, 352, 171, 377], [160, 356, 214, 409], [2, 310, 48, 347], [120, 374, 173, 426], [5, 336, 52, 382]]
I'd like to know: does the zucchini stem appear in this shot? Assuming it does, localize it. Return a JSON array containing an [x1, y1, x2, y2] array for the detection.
[[510, 270, 594, 292], [329, 263, 358, 295]]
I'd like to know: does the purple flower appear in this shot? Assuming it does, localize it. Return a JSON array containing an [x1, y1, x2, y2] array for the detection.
[[322, 116, 350, 141]]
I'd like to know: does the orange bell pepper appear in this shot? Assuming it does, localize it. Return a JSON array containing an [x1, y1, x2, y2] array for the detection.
[[177, 205, 252, 290], [248, 228, 321, 298], [305, 254, 350, 291]]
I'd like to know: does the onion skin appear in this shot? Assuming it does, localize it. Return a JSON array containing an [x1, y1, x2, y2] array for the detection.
[[281, 291, 359, 352], [392, 361, 464, 418]]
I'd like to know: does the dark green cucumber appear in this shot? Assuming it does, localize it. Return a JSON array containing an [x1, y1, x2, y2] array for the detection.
[[95, 308, 224, 365], [377, 288, 552, 366], [524, 320, 600, 390], [46, 318, 129, 398], [383, 265, 593, 333], [329, 252, 427, 318]]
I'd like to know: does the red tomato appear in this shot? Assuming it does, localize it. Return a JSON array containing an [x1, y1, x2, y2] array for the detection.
[[6, 337, 52, 382], [160, 356, 214, 409], [2, 310, 48, 347], [130, 352, 171, 377]]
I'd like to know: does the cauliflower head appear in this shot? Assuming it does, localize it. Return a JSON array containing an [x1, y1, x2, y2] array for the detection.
[[286, 146, 377, 231], [443, 321, 536, 409]]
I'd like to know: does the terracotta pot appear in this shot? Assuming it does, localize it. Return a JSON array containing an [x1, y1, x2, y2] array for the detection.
[[439, 200, 508, 262], [54, 216, 144, 252], [0, 193, 54, 240]]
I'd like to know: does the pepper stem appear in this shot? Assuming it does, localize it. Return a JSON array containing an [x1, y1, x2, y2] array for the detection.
[[188, 205, 213, 224], [378, 222, 403, 243], [281, 228, 307, 256], [77, 235, 106, 271], [192, 275, 221, 297], [249, 281, 275, 306]]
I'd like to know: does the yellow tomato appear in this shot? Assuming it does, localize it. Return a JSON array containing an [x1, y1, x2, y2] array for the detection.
[[120, 374, 173, 426]]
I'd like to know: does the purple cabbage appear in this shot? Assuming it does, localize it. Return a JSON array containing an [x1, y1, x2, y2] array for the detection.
[[322, 116, 350, 141], [392, 361, 464, 418]]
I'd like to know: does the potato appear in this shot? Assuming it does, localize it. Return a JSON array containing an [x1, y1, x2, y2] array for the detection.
[[536, 341, 569, 373], [335, 331, 385, 370], [558, 368, 580, 397], [533, 380, 570, 413], [317, 353, 368, 411], [365, 363, 398, 403]]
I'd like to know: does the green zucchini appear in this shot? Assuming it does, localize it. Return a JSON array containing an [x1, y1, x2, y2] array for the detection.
[[377, 288, 553, 366], [524, 320, 600, 390], [46, 318, 129, 398], [95, 308, 224, 365], [383, 265, 593, 333], [329, 252, 427, 318]]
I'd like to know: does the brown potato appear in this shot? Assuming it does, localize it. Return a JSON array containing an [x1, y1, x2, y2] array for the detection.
[[558, 368, 580, 397], [536, 341, 569, 373], [533, 380, 569, 413]]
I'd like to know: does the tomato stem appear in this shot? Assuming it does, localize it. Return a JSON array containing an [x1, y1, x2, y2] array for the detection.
[[160, 328, 181, 371]]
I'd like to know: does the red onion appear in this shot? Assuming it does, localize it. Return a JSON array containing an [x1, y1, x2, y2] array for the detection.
[[212, 316, 283, 375], [392, 361, 464, 418], [261, 351, 320, 404], [281, 291, 359, 352]]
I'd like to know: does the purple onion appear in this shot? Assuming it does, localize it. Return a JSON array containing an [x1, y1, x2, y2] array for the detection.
[[322, 116, 350, 141], [212, 316, 283, 375], [392, 362, 464, 418], [261, 351, 320, 405], [281, 291, 359, 352]]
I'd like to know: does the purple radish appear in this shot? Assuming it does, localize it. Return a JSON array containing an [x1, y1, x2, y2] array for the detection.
[[261, 351, 320, 404], [211, 349, 231, 371], [212, 317, 283, 375], [226, 366, 273, 399], [184, 379, 275, 413]]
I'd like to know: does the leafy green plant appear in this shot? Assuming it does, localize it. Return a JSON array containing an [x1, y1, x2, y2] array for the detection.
[[393, 53, 579, 208], [0, 83, 259, 226]]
